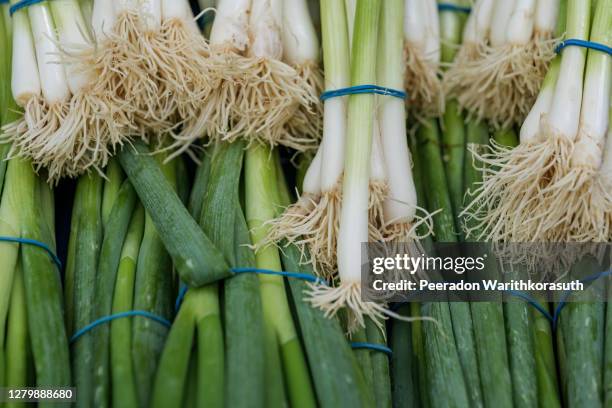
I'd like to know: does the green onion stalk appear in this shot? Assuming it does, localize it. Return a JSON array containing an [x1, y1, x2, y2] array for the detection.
[[245, 145, 317, 407], [1, 0, 131, 180], [403, 0, 443, 118], [445, 0, 561, 128], [416, 120, 480, 407], [560, 257, 605, 406], [1, 3, 71, 403], [438, 0, 469, 231], [465, 124, 514, 408]]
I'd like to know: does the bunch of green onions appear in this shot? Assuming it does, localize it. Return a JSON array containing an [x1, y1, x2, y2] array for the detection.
[[0, 1, 71, 402], [463, 0, 610, 243]]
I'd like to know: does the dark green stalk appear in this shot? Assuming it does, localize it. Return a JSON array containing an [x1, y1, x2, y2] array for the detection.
[[441, 101, 466, 226], [390, 305, 419, 408], [71, 173, 104, 408], [118, 142, 230, 286], [352, 327, 374, 393], [20, 159, 71, 408], [492, 129, 561, 408], [465, 123, 513, 408], [101, 160, 124, 227], [131, 157, 175, 407], [110, 206, 144, 408], [151, 291, 197, 408], [417, 120, 479, 407], [366, 320, 391, 408], [5, 262, 29, 407], [565, 257, 605, 407], [92, 179, 137, 408]]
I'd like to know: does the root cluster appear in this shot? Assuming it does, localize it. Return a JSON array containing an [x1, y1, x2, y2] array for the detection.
[[445, 36, 557, 128]]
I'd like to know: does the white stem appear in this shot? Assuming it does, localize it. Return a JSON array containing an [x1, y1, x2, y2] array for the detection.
[[248, 0, 282, 59], [463, 0, 495, 45], [547, 1, 591, 142], [161, 0, 198, 32], [11, 8, 41, 105], [489, 0, 516, 47], [270, 0, 282, 28], [210, 0, 251, 51], [281, 0, 319, 66], [161, 0, 192, 20], [599, 106, 612, 179], [302, 148, 323, 195], [370, 115, 387, 185], [520, 81, 554, 143], [320, 97, 347, 192], [521, 58, 560, 143], [140, 0, 162, 30], [381, 98, 417, 222], [50, 0, 92, 94], [571, 44, 611, 168], [91, 0, 116, 41], [506, 0, 536, 45], [319, 0, 350, 193], [403, 0, 426, 50], [29, 3, 71, 104], [115, 0, 161, 30], [535, 0, 559, 35], [422, 0, 440, 67]]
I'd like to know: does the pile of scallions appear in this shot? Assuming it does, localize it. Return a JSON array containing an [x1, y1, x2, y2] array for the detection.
[[0, 0, 611, 407]]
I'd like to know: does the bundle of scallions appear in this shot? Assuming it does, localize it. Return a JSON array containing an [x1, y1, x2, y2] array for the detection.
[[0, 1, 71, 403], [463, 0, 610, 243]]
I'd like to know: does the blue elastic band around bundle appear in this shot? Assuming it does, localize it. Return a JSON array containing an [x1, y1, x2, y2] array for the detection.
[[0, 236, 62, 269], [509, 269, 612, 330], [174, 267, 329, 311], [351, 342, 393, 357], [9, 0, 44, 15], [437, 3, 472, 13], [320, 84, 407, 102], [555, 39, 612, 56], [70, 311, 172, 343]]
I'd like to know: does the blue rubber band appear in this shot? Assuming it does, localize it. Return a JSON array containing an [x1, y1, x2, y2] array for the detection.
[[0, 236, 62, 269], [231, 267, 329, 286], [175, 283, 189, 312], [70, 310, 172, 343], [351, 342, 393, 357], [320, 85, 407, 101], [555, 39, 612, 56], [437, 3, 471, 13], [9, 0, 44, 15], [550, 269, 612, 330], [506, 290, 554, 323], [175, 267, 329, 311]]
